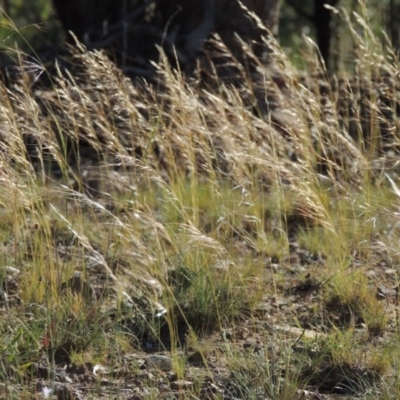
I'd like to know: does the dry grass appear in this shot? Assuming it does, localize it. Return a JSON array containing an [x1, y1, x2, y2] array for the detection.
[[1, 5, 400, 399]]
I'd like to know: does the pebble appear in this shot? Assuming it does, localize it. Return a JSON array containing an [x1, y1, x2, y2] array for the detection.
[[170, 380, 193, 390], [146, 355, 172, 371]]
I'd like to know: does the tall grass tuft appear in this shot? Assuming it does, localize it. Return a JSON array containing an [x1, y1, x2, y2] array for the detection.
[[1, 4, 400, 398]]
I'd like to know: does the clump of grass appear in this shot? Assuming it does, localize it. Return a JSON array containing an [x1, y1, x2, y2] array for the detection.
[[325, 267, 389, 333], [225, 347, 301, 400], [1, 2, 400, 398]]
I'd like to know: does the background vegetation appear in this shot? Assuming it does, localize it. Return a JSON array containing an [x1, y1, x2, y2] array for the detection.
[[0, 1, 400, 399], [0, 0, 398, 71]]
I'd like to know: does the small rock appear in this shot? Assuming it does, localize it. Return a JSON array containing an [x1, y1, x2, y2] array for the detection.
[[275, 298, 289, 306], [170, 380, 193, 390], [221, 329, 233, 340], [187, 351, 205, 366], [384, 268, 397, 275], [138, 371, 154, 380], [377, 285, 398, 299], [93, 364, 109, 376], [5, 266, 20, 276], [167, 371, 178, 381], [236, 328, 249, 339], [146, 355, 172, 371], [366, 269, 377, 278]]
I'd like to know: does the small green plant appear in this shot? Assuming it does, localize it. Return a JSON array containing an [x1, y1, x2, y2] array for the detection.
[[226, 346, 302, 400], [325, 267, 388, 334]]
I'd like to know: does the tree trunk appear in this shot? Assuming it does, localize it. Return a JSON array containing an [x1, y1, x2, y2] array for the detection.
[[313, 0, 339, 67], [51, 0, 126, 44], [389, 0, 400, 53], [52, 0, 281, 71]]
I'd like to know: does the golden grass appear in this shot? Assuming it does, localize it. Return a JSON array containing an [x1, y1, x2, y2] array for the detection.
[[1, 5, 400, 398]]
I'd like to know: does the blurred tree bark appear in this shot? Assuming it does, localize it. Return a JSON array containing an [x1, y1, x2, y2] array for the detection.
[[1, 0, 10, 15], [51, 0, 281, 73], [313, 0, 339, 66], [388, 0, 400, 53], [51, 0, 126, 44]]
